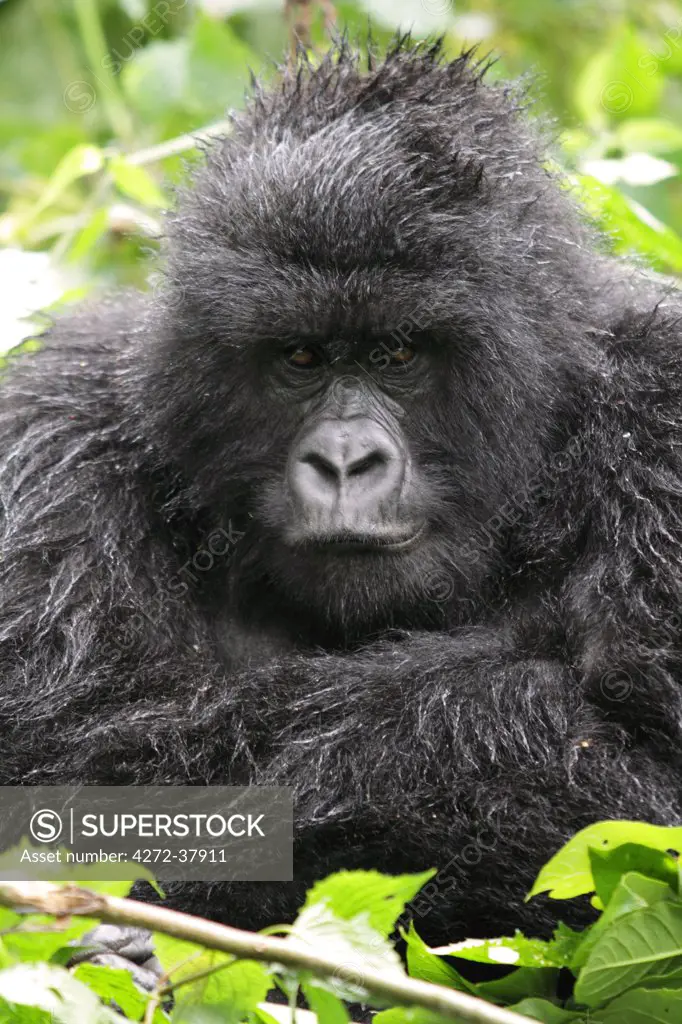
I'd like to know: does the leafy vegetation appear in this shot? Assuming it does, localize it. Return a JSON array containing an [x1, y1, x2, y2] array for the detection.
[[2, 822, 682, 1022]]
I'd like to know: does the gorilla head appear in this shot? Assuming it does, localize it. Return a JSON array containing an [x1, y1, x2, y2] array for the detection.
[[138, 40, 597, 641]]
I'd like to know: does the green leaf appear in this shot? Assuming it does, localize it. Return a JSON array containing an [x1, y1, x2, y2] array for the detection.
[[187, 15, 259, 117], [0, 909, 21, 931], [291, 905, 403, 1003], [373, 1009, 448, 1024], [67, 207, 109, 264], [571, 872, 673, 972], [300, 869, 435, 937], [477, 969, 560, 1007], [528, 822, 682, 901], [507, 999, 582, 1022], [574, 27, 664, 128], [172, 960, 272, 1022], [302, 983, 350, 1024], [3, 925, 91, 964], [29, 144, 103, 220], [0, 963, 120, 1023], [72, 964, 147, 1018], [545, 923, 584, 968], [592, 987, 682, 1022], [108, 157, 167, 209], [613, 119, 682, 155], [156, 934, 273, 1016], [0, 997, 54, 1023], [577, 176, 682, 274], [289, 871, 433, 1003], [589, 844, 679, 907], [431, 931, 556, 968], [402, 923, 474, 993], [252, 1008, 282, 1024], [121, 40, 189, 122], [154, 931, 271, 1016], [574, 898, 682, 1007]]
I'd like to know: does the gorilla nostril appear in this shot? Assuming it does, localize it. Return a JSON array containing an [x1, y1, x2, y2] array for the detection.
[[301, 452, 340, 482], [347, 451, 388, 478]]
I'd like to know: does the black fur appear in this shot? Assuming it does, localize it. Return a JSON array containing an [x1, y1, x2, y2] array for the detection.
[[2, 39, 682, 944]]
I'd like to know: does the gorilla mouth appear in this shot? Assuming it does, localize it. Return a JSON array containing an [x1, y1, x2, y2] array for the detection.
[[308, 526, 425, 553]]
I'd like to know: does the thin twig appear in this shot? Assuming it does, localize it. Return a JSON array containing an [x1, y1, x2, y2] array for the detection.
[[0, 881, 532, 1024], [124, 121, 233, 167]]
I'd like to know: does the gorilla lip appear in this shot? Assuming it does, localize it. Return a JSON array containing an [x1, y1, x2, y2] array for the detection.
[[306, 526, 425, 553]]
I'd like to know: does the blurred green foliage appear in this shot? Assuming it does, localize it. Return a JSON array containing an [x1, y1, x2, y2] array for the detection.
[[1, 0, 682, 348]]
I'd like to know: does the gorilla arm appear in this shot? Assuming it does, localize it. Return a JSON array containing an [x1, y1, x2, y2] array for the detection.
[[153, 624, 679, 940]]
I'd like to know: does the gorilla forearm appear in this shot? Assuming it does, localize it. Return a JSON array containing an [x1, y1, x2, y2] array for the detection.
[[129, 628, 678, 937], [242, 631, 674, 817]]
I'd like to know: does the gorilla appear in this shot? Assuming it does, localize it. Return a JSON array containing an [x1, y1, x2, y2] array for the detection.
[[1, 38, 681, 947]]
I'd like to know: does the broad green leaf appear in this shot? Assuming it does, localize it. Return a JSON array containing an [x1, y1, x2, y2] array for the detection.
[[3, 921, 94, 964], [545, 923, 584, 968], [108, 157, 167, 209], [0, 963, 119, 1023], [431, 931, 556, 968], [592, 986, 682, 1022], [575, 898, 682, 1007], [299, 870, 435, 937], [302, 982, 350, 1024], [373, 1009, 447, 1024], [122, 40, 189, 122], [172, 959, 272, 1021], [571, 872, 673, 972], [507, 1000, 582, 1023], [291, 902, 403, 1003], [187, 15, 259, 117], [289, 872, 434, 1001], [252, 1008, 282, 1024], [574, 27, 663, 127], [28, 145, 103, 220], [528, 822, 682, 901], [589, 844, 679, 907], [72, 964, 147, 1018], [477, 969, 559, 1007], [0, 996, 54, 1022], [402, 923, 474, 993], [0, 908, 21, 931], [578, 176, 682, 273], [154, 931, 272, 1012], [66, 207, 109, 263], [613, 119, 682, 155], [153, 931, 207, 976]]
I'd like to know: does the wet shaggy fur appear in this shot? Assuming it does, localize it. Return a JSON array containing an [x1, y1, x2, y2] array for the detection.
[[2, 39, 682, 943]]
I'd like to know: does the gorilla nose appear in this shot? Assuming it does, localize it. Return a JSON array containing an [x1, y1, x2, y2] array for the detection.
[[290, 418, 406, 519]]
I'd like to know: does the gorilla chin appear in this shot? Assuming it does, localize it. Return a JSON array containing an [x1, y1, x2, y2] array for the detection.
[[263, 529, 467, 643]]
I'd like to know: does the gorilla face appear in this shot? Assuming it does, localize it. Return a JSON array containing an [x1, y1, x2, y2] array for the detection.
[[251, 328, 450, 629], [146, 269, 537, 637]]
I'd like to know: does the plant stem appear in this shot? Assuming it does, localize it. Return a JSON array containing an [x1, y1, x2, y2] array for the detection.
[[125, 121, 233, 166], [0, 881, 532, 1024], [73, 0, 133, 143]]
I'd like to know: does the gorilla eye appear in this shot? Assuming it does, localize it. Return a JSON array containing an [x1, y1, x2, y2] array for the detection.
[[390, 345, 416, 365], [287, 347, 320, 369]]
